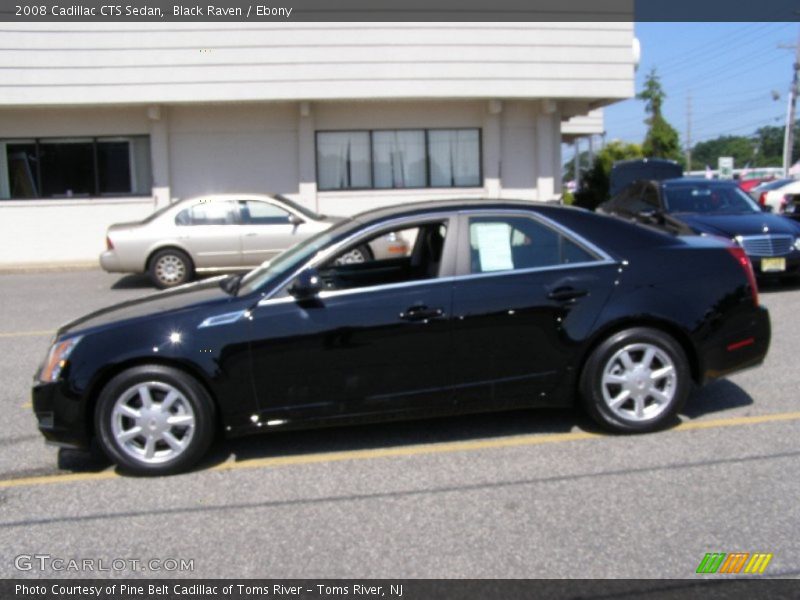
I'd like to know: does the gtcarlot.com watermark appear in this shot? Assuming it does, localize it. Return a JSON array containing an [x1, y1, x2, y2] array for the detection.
[[14, 554, 194, 573]]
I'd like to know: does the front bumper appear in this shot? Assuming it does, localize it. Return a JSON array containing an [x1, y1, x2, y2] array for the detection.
[[32, 379, 90, 450], [750, 253, 800, 278]]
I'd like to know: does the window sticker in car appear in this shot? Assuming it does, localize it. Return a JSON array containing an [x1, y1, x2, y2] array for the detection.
[[473, 222, 514, 272]]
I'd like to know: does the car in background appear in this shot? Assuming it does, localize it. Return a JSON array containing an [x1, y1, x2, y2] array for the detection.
[[598, 178, 800, 278], [751, 178, 800, 217], [34, 199, 770, 474], [609, 158, 683, 198], [100, 194, 409, 288], [738, 176, 776, 194]]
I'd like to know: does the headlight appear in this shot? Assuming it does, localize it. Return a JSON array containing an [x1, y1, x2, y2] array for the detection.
[[39, 336, 82, 382], [795, 237, 800, 251]]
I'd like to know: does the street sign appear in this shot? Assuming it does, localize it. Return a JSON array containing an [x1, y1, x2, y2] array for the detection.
[[718, 157, 734, 180]]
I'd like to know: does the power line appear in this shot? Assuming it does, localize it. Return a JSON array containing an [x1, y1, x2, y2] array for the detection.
[[648, 22, 778, 72], [655, 22, 792, 79]]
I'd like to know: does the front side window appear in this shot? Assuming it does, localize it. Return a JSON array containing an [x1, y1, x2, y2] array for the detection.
[[318, 221, 448, 290], [242, 200, 291, 225], [468, 216, 597, 274], [316, 129, 481, 191], [0, 136, 151, 200]]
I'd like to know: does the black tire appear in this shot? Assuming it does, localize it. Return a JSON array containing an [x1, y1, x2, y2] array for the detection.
[[95, 365, 216, 475], [148, 248, 194, 289], [579, 327, 690, 433]]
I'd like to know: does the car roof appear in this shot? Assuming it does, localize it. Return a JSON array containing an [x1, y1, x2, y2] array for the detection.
[[350, 198, 571, 223], [173, 193, 281, 203]]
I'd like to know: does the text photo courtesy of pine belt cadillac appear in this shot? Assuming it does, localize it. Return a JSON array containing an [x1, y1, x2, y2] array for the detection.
[[3, 15, 800, 584]]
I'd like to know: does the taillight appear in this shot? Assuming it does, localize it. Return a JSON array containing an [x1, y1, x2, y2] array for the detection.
[[727, 246, 758, 307], [106, 235, 114, 250], [758, 192, 767, 206]]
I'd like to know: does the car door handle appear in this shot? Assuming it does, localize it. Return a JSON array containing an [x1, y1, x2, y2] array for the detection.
[[399, 305, 445, 322], [547, 287, 589, 302], [244, 232, 258, 237]]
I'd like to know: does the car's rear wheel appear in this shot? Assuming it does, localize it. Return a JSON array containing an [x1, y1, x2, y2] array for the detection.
[[334, 244, 373, 265], [95, 365, 216, 475], [580, 327, 690, 433], [149, 248, 193, 289]]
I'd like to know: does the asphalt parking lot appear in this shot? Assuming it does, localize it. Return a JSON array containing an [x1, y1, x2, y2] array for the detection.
[[0, 269, 799, 579]]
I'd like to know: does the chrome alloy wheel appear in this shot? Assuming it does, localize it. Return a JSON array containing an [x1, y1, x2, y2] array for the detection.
[[600, 343, 677, 422], [154, 255, 186, 285], [110, 382, 196, 464], [334, 248, 367, 265]]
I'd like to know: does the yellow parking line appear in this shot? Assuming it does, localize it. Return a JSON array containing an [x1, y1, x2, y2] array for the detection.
[[1, 410, 799, 490], [0, 330, 52, 338]]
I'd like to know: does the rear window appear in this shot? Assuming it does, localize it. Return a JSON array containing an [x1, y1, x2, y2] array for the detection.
[[535, 206, 678, 253]]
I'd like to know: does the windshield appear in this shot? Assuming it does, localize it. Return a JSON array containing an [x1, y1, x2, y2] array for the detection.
[[663, 183, 760, 214], [238, 219, 355, 295]]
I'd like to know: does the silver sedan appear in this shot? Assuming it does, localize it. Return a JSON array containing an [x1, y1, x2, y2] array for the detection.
[[100, 193, 408, 288]]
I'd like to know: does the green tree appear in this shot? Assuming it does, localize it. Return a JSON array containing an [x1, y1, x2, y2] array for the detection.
[[752, 124, 800, 167], [691, 136, 757, 170], [638, 69, 682, 161], [573, 140, 643, 210], [687, 123, 800, 170]]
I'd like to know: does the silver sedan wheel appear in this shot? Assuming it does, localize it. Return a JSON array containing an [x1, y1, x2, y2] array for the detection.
[[334, 248, 367, 265], [154, 254, 187, 286], [110, 382, 196, 465], [600, 343, 677, 422]]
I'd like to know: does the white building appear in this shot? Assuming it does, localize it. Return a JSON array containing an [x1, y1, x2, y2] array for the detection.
[[0, 22, 636, 267]]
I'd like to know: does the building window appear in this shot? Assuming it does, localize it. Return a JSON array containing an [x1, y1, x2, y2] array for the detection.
[[316, 131, 371, 190], [0, 136, 151, 200], [316, 128, 481, 191]]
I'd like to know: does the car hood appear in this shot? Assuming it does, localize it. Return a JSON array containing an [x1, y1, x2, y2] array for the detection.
[[56, 277, 236, 338], [673, 212, 800, 238]]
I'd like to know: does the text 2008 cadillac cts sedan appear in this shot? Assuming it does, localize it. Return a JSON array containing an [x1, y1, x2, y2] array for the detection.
[[33, 200, 771, 475]]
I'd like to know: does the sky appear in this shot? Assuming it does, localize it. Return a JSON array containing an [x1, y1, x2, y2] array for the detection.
[[599, 22, 799, 162]]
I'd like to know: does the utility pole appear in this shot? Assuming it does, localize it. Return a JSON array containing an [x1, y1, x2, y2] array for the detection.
[[780, 27, 800, 177], [686, 93, 692, 172]]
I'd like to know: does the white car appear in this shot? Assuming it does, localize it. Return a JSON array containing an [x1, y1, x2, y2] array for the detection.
[[100, 193, 408, 288], [754, 178, 800, 214]]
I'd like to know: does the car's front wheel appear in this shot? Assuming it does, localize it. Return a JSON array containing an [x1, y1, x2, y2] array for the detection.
[[149, 248, 194, 289], [95, 365, 216, 475], [580, 327, 690, 433]]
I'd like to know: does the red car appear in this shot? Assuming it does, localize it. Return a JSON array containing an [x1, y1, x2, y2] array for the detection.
[[739, 177, 775, 193]]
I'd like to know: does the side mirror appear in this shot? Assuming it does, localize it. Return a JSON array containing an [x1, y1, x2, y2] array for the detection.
[[288, 268, 322, 300], [288, 214, 304, 225]]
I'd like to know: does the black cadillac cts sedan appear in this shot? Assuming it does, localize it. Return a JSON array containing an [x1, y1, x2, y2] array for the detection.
[[33, 200, 771, 475]]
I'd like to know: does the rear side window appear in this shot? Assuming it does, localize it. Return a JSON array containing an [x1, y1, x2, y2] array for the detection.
[[468, 215, 597, 274], [175, 200, 238, 226]]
